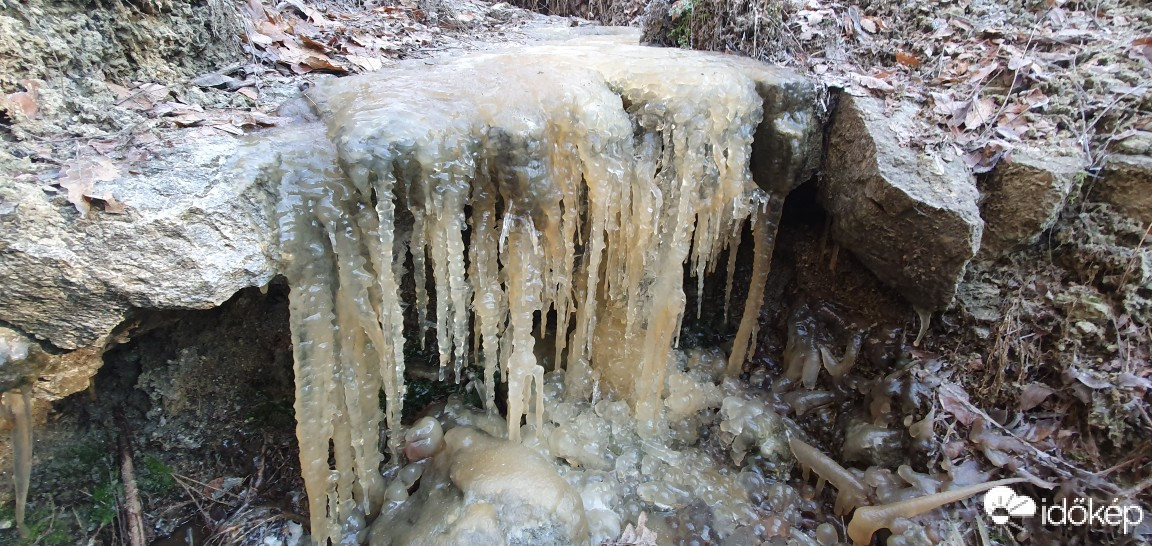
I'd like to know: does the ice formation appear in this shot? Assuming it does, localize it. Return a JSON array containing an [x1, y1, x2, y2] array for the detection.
[[264, 40, 816, 543], [0, 387, 31, 537]]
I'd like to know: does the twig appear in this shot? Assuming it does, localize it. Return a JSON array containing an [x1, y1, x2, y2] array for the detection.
[[172, 474, 244, 503], [115, 411, 147, 546], [1095, 446, 1148, 477]]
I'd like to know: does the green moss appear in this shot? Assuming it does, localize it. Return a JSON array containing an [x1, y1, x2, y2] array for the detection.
[[86, 480, 120, 528], [12, 506, 74, 546], [138, 455, 176, 497], [670, 1, 695, 49]]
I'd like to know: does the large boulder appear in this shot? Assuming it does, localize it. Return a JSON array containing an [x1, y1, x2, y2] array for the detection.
[[0, 132, 281, 350], [977, 147, 1083, 257], [820, 94, 983, 311]]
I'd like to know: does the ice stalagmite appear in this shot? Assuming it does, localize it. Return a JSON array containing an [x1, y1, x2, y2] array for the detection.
[[266, 39, 818, 542]]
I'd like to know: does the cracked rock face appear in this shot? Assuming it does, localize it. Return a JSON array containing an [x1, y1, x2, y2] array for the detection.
[[0, 134, 281, 350], [977, 147, 1083, 257], [820, 94, 984, 311]]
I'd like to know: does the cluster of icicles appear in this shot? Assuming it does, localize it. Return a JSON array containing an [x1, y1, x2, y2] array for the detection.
[[265, 42, 789, 544]]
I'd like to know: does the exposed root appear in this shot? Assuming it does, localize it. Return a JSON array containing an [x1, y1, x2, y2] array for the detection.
[[115, 412, 147, 546]]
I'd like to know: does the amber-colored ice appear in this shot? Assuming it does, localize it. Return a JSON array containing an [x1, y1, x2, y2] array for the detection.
[[266, 39, 800, 542], [1, 387, 31, 537]]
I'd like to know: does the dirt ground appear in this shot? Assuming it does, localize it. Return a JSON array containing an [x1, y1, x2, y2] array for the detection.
[[1, 0, 1150, 544]]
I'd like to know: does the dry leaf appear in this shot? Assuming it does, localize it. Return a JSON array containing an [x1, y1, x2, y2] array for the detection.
[[967, 61, 1001, 84], [895, 51, 921, 67], [117, 83, 170, 110], [964, 96, 998, 130], [283, 0, 334, 27], [346, 54, 384, 71], [88, 139, 120, 155], [1065, 367, 1111, 389], [278, 41, 350, 73], [1118, 372, 1152, 392], [170, 113, 207, 127], [300, 35, 332, 52], [852, 73, 894, 92], [86, 194, 126, 214], [191, 72, 241, 89], [213, 124, 245, 136], [938, 383, 978, 426], [56, 157, 121, 216], [237, 87, 259, 100], [860, 17, 877, 33], [1, 80, 42, 119], [1019, 383, 1057, 411]]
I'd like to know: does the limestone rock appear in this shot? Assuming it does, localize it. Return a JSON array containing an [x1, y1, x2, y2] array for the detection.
[[978, 147, 1083, 256], [0, 133, 281, 350], [820, 94, 983, 311], [1092, 154, 1152, 225]]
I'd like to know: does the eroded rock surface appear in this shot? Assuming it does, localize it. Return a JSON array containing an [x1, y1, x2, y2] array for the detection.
[[978, 147, 1083, 257], [0, 134, 280, 349], [1092, 154, 1152, 226], [820, 94, 983, 311]]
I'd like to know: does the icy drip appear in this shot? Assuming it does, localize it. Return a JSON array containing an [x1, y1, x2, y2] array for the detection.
[[268, 42, 797, 542]]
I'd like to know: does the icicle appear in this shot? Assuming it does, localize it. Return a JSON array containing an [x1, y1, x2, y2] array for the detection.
[[727, 193, 783, 375], [913, 306, 932, 347], [268, 39, 809, 539], [1, 387, 32, 537], [722, 220, 743, 324], [503, 220, 546, 442]]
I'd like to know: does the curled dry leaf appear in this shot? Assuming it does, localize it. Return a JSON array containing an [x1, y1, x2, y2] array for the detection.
[[56, 156, 122, 216], [1064, 366, 1111, 390], [851, 73, 894, 92], [938, 383, 978, 426], [190, 72, 242, 89]]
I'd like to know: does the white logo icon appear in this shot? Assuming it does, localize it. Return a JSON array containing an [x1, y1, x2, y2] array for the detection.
[[984, 486, 1037, 524]]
